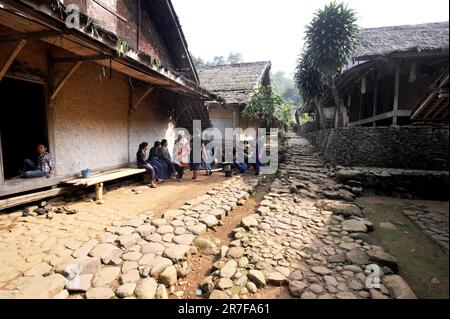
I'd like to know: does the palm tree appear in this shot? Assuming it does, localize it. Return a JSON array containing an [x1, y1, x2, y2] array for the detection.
[[296, 1, 360, 128]]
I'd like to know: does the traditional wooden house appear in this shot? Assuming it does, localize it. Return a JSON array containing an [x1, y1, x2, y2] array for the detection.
[[309, 21, 449, 128], [197, 61, 272, 140], [0, 0, 219, 202]]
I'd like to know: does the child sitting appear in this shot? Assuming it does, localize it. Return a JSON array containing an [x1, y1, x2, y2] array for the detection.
[[22, 144, 54, 179]]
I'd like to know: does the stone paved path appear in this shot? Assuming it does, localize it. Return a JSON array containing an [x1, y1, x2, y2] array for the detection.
[[403, 208, 449, 253], [0, 177, 259, 299], [200, 136, 417, 299], [0, 136, 420, 299]]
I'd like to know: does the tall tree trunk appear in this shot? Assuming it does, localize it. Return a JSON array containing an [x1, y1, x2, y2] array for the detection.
[[330, 77, 345, 128], [313, 97, 326, 130]]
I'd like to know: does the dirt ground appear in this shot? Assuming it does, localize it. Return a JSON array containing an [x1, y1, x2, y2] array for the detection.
[[72, 171, 227, 218], [357, 196, 449, 299]]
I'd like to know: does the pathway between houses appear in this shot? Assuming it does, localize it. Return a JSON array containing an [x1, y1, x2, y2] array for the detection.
[[0, 136, 420, 299]]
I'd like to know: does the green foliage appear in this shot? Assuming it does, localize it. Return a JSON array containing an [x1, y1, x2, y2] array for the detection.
[[242, 86, 283, 127], [295, 1, 360, 95], [300, 112, 313, 125], [275, 102, 296, 131], [227, 51, 243, 64], [190, 51, 244, 68], [295, 50, 327, 99], [272, 71, 303, 105], [116, 39, 128, 57], [305, 1, 361, 77]]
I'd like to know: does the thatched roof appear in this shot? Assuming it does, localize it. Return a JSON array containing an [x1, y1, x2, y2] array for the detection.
[[198, 62, 271, 104], [356, 21, 449, 60]]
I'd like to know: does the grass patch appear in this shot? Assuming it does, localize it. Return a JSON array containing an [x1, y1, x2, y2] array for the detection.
[[356, 197, 449, 299]]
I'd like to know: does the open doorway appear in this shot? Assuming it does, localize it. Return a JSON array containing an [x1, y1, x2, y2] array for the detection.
[[0, 77, 48, 180]]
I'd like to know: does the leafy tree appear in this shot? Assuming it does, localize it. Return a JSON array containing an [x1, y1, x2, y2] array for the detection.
[[275, 102, 296, 132], [190, 51, 244, 68], [296, 1, 360, 128], [242, 86, 283, 128], [227, 51, 243, 64]]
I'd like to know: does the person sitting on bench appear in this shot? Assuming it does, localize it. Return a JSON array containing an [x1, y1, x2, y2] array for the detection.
[[22, 144, 54, 179], [137, 142, 158, 188], [159, 139, 184, 181], [148, 141, 167, 181]]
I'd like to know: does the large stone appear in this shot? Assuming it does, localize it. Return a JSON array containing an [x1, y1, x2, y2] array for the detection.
[[248, 270, 266, 287], [116, 283, 137, 298], [367, 250, 398, 272], [135, 225, 156, 238], [162, 209, 184, 220], [24, 262, 53, 277], [135, 278, 158, 299], [209, 290, 230, 299], [187, 224, 207, 235], [84, 287, 115, 299], [289, 281, 307, 297], [92, 267, 120, 287], [157, 225, 174, 235], [324, 202, 362, 218], [159, 265, 178, 287], [141, 243, 165, 255], [266, 272, 287, 286], [72, 240, 98, 258], [172, 234, 195, 246], [89, 244, 123, 265], [220, 260, 238, 279], [217, 278, 234, 290], [117, 233, 141, 249], [199, 214, 219, 228], [227, 246, 245, 259], [150, 257, 173, 277], [163, 245, 190, 262], [56, 257, 102, 280], [120, 269, 140, 284], [346, 250, 370, 265], [65, 274, 93, 292], [341, 220, 368, 233], [241, 216, 259, 228], [12, 274, 67, 299], [336, 169, 363, 182], [311, 266, 332, 276], [156, 284, 169, 299], [194, 237, 219, 255]]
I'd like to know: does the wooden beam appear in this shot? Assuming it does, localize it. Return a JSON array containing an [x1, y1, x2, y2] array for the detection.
[[432, 101, 449, 119], [349, 110, 412, 127], [132, 87, 154, 110], [50, 61, 82, 100], [423, 98, 445, 119], [392, 60, 401, 126], [0, 39, 27, 80], [0, 30, 70, 43], [52, 55, 111, 63], [0, 186, 77, 210], [411, 74, 449, 120], [373, 72, 380, 127]]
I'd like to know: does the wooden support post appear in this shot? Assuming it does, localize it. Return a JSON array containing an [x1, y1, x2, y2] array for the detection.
[[50, 61, 82, 100], [95, 183, 104, 204], [373, 73, 379, 127], [0, 39, 27, 81], [392, 60, 401, 126], [132, 86, 154, 111]]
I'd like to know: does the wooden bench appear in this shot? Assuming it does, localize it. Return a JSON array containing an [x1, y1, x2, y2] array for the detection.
[[62, 168, 146, 203]]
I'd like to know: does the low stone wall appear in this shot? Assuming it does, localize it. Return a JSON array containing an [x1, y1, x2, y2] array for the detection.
[[304, 126, 449, 171], [336, 168, 449, 200]]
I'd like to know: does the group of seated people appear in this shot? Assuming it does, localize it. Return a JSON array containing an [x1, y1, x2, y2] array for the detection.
[[136, 136, 213, 188], [18, 136, 262, 188]]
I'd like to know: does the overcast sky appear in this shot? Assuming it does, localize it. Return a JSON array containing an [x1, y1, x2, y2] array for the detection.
[[172, 0, 449, 77]]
